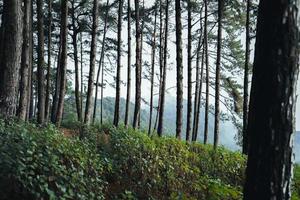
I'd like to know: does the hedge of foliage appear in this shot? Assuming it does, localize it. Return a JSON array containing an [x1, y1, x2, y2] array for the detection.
[[0, 120, 106, 200], [83, 124, 244, 199], [0, 120, 299, 200]]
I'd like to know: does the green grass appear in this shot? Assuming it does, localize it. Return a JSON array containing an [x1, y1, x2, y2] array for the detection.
[[0, 120, 299, 199]]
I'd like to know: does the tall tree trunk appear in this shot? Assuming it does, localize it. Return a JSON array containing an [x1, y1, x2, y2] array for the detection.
[[28, 0, 34, 120], [186, 0, 192, 141], [71, 1, 82, 122], [51, 40, 61, 123], [132, 0, 141, 128], [45, 0, 52, 121], [154, 0, 164, 132], [242, 0, 251, 155], [175, 0, 183, 139], [18, 0, 31, 120], [37, 0, 45, 124], [114, 0, 124, 126], [157, 0, 169, 137], [84, 0, 99, 124], [93, 0, 109, 123], [137, 0, 145, 129], [214, 0, 224, 149], [203, 0, 209, 144], [192, 21, 203, 141], [100, 60, 104, 124], [55, 0, 68, 126], [243, 0, 299, 199], [148, 3, 157, 135], [194, 43, 205, 141], [0, 0, 22, 118], [124, 0, 131, 126], [80, 32, 84, 117]]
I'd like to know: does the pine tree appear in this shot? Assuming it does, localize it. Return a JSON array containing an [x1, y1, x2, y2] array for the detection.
[[148, 3, 158, 135], [18, 0, 32, 120], [244, 0, 299, 199], [37, 0, 46, 124], [0, 0, 22, 118], [186, 0, 192, 142], [214, 0, 224, 149], [175, 0, 183, 139], [114, 0, 124, 126], [55, 0, 69, 127], [133, 0, 141, 128], [124, 0, 132, 126], [157, 0, 169, 136], [85, 0, 99, 124]]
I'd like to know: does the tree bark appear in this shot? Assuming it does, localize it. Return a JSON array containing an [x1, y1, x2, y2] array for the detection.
[[55, 0, 68, 127], [157, 0, 169, 137], [18, 0, 31, 120], [203, 0, 209, 144], [175, 0, 183, 139], [28, 0, 34, 120], [148, 3, 158, 135], [192, 17, 204, 141], [154, 0, 164, 132], [186, 0, 192, 142], [242, 0, 251, 155], [243, 0, 299, 199], [214, 0, 224, 149], [37, 0, 45, 124], [0, 0, 22, 118], [84, 0, 99, 124], [93, 0, 109, 123], [124, 0, 131, 126], [132, 0, 141, 128], [45, 0, 52, 121], [114, 0, 124, 126], [71, 1, 82, 122]]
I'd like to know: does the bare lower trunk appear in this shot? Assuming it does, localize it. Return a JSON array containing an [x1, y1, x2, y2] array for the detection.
[[243, 0, 300, 199], [214, 0, 224, 149], [148, 4, 158, 135], [157, 0, 169, 137], [0, 0, 22, 118], [55, 0, 68, 127], [186, 0, 192, 142], [94, 0, 109, 123], [203, 0, 209, 144], [132, 0, 141, 128], [124, 0, 131, 126], [114, 0, 124, 126], [37, 0, 45, 124], [84, 0, 99, 124], [45, 0, 52, 121], [18, 0, 31, 120], [175, 0, 183, 139]]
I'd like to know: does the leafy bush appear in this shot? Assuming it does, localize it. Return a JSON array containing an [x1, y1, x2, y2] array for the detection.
[[0, 120, 106, 200], [84, 125, 243, 199]]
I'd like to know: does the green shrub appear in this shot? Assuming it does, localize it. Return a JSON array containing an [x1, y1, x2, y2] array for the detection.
[[84, 125, 243, 199], [0, 120, 106, 200]]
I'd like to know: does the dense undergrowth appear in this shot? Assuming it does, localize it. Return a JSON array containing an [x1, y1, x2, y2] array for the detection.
[[0, 120, 299, 199]]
